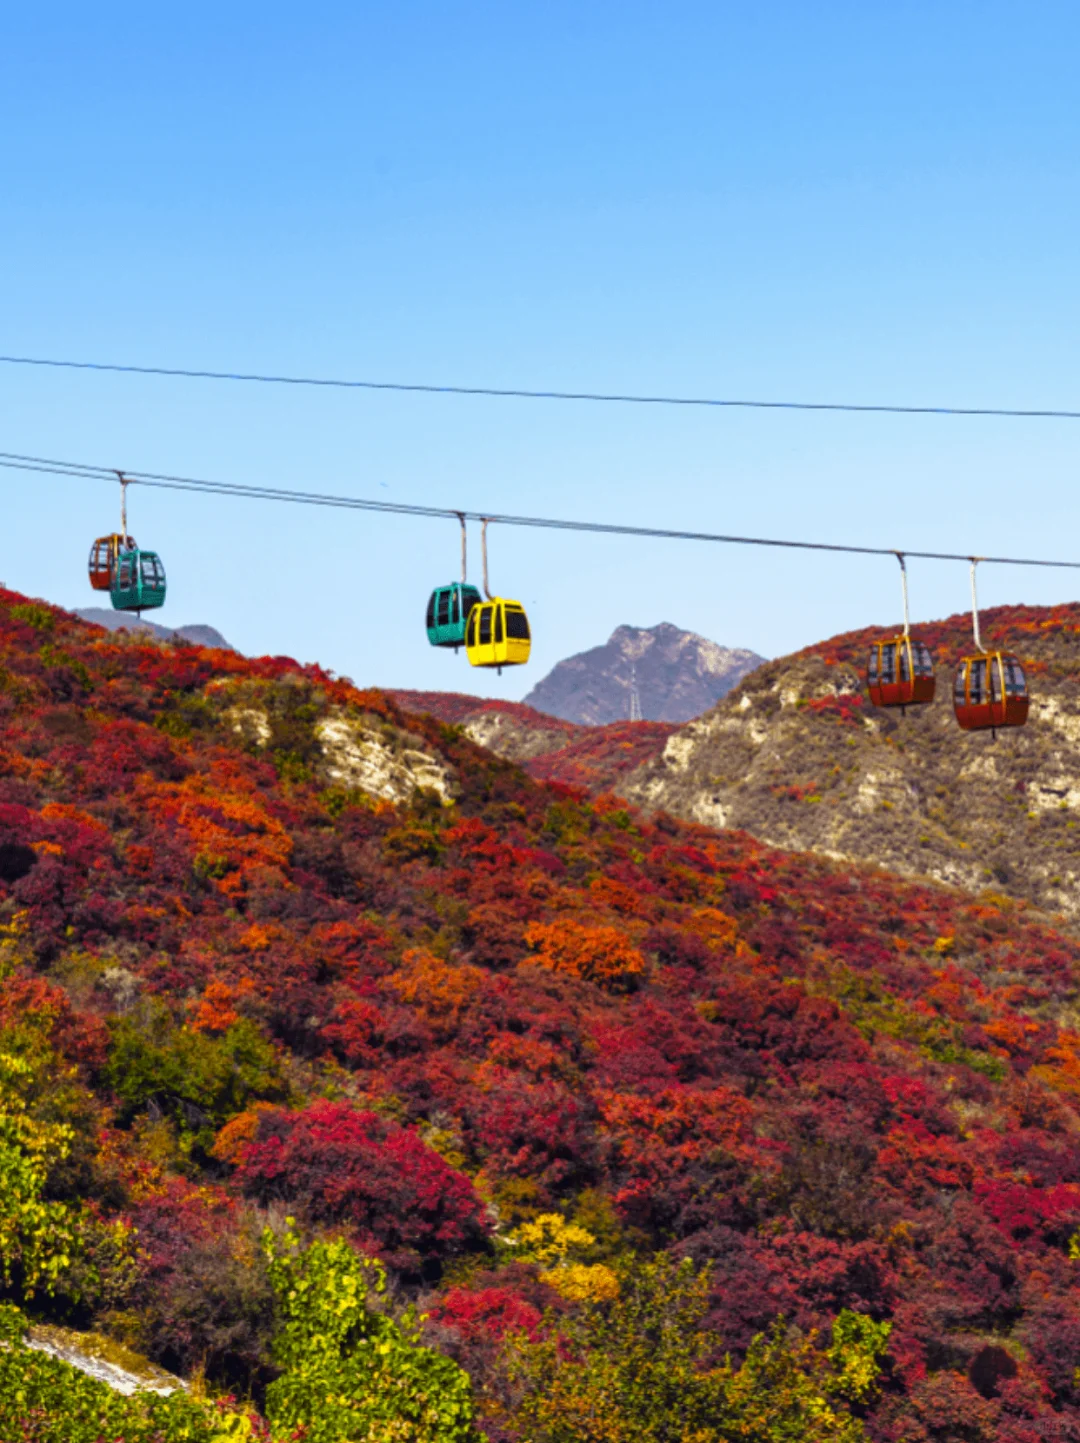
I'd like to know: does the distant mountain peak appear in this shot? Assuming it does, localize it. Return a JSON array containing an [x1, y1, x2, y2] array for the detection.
[[523, 622, 765, 725], [75, 609, 235, 652]]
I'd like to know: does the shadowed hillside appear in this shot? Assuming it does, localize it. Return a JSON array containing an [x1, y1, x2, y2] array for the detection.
[[6, 590, 1080, 1438]]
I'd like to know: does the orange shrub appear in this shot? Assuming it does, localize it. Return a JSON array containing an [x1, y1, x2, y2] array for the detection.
[[387, 948, 487, 1039], [524, 918, 645, 986]]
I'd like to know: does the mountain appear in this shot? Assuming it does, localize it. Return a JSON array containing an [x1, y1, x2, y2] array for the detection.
[[9, 588, 1080, 1438], [76, 607, 234, 651], [621, 601, 1080, 920], [522, 622, 764, 724]]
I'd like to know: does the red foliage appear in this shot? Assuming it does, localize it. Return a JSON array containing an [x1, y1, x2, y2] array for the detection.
[[8, 591, 1080, 1435], [233, 1101, 490, 1270], [429, 1285, 544, 1344]]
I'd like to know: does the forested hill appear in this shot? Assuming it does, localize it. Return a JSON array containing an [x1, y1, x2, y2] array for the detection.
[[620, 601, 1080, 920], [6, 590, 1080, 1440]]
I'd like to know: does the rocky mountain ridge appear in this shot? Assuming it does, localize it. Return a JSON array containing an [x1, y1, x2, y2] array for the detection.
[[522, 621, 764, 724]]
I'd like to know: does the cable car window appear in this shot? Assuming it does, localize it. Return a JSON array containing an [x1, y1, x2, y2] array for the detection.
[[505, 608, 530, 640], [437, 592, 451, 627], [991, 657, 1004, 702], [1004, 658, 1027, 697], [867, 648, 879, 683], [954, 668, 966, 703], [899, 643, 911, 683], [467, 611, 477, 647], [880, 645, 896, 684], [479, 606, 492, 645], [969, 660, 987, 704], [913, 642, 934, 677], [462, 588, 481, 615], [494, 605, 504, 644], [451, 593, 460, 624], [426, 594, 436, 628]]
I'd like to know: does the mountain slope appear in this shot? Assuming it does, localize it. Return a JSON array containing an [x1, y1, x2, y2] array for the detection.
[[6, 590, 1080, 1437], [621, 602, 1080, 920], [523, 622, 764, 724], [392, 688, 675, 792]]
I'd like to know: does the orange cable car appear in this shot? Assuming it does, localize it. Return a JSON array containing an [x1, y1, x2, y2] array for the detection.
[[954, 560, 1029, 734], [87, 532, 131, 591], [865, 554, 936, 712]]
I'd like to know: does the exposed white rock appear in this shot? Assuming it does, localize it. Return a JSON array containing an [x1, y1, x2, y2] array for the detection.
[[316, 710, 455, 804], [27, 1325, 182, 1397], [225, 704, 272, 746]]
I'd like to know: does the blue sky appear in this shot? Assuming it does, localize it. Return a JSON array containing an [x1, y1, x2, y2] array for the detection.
[[2, 2, 1079, 697]]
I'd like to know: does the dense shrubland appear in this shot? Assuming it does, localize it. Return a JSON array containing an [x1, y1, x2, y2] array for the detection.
[[2, 591, 1080, 1437]]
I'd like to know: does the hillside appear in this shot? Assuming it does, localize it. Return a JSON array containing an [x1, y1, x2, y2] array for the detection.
[[522, 622, 764, 724], [6, 589, 1080, 1438], [621, 602, 1080, 922], [391, 688, 676, 793]]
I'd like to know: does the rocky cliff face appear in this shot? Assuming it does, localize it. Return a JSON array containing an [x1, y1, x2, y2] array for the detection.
[[522, 622, 764, 725], [620, 603, 1080, 919]]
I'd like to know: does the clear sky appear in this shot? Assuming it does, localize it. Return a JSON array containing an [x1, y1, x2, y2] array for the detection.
[[2, 2, 1079, 697]]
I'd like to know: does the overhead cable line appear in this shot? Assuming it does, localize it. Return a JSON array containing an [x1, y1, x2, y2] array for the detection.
[[2, 352, 1080, 420], [2, 447, 1079, 572]]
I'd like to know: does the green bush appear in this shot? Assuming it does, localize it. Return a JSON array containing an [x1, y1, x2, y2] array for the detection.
[[263, 1221, 480, 1443], [105, 1008, 286, 1150]]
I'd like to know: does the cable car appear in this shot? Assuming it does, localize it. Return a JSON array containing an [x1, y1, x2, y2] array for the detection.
[[90, 473, 167, 612], [88, 533, 128, 591], [954, 653, 1028, 732], [867, 636, 936, 710], [953, 559, 1029, 734], [426, 583, 482, 650], [865, 554, 936, 712], [465, 598, 531, 670], [111, 548, 167, 613]]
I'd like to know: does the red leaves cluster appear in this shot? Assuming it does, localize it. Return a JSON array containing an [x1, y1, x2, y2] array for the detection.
[[232, 1101, 490, 1271]]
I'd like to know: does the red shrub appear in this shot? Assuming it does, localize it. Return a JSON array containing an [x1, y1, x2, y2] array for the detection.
[[233, 1101, 489, 1271], [429, 1285, 543, 1344]]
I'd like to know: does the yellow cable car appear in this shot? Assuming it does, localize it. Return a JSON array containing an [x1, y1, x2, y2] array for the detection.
[[465, 598, 531, 670], [464, 519, 532, 671]]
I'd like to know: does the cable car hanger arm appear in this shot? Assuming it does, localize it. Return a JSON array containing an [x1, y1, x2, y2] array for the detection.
[[2, 448, 1080, 572]]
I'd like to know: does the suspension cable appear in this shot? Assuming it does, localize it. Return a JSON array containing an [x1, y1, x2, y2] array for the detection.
[[5, 352, 1080, 421], [2, 446, 1080, 573]]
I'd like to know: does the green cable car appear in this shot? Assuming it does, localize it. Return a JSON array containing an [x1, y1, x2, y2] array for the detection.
[[426, 582, 482, 650], [111, 547, 167, 613]]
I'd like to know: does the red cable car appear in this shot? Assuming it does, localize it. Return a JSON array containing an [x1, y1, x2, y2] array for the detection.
[[865, 554, 936, 712], [953, 560, 1029, 734]]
